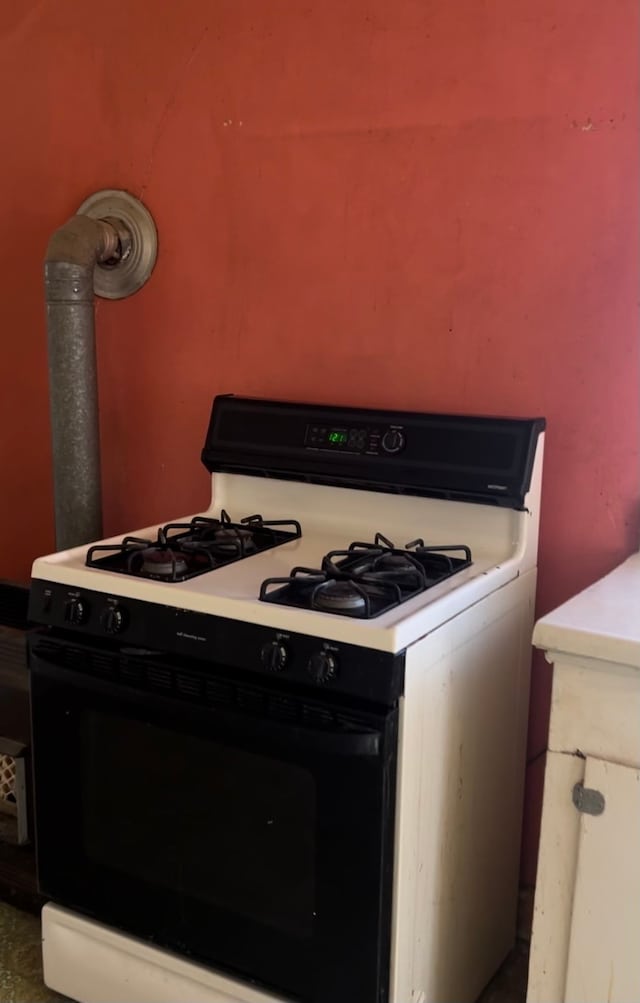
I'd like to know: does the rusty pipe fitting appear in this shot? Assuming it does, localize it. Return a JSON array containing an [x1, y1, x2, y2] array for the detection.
[[45, 214, 124, 269]]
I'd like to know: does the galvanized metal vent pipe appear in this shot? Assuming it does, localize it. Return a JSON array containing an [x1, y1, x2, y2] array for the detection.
[[44, 190, 157, 551]]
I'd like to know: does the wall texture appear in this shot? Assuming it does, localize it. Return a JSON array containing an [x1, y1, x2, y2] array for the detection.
[[1, 0, 638, 881]]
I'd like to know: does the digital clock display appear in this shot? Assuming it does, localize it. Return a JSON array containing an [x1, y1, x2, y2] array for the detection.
[[305, 424, 369, 450], [328, 430, 348, 445]]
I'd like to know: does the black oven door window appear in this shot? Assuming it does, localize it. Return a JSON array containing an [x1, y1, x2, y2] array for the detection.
[[30, 654, 398, 1003], [81, 711, 316, 940]]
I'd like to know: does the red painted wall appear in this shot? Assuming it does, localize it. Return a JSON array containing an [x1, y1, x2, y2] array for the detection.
[[1, 1, 638, 881]]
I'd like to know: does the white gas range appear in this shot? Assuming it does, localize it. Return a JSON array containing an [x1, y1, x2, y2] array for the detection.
[[29, 396, 545, 1003]]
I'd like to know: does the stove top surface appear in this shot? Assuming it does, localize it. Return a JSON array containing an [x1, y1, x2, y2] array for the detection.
[[83, 512, 473, 622], [32, 510, 519, 653]]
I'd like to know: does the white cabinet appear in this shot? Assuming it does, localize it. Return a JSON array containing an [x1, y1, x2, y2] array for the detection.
[[528, 553, 640, 1003], [564, 757, 640, 1003]]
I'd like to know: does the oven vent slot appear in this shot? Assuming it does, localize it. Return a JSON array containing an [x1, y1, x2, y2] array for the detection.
[[63, 647, 85, 671], [32, 638, 62, 661], [90, 652, 117, 677], [176, 672, 203, 700], [146, 666, 172, 691], [205, 678, 235, 706], [302, 705, 335, 728], [32, 638, 119, 680], [32, 639, 378, 736], [120, 657, 146, 684], [236, 687, 265, 714], [268, 695, 298, 722]]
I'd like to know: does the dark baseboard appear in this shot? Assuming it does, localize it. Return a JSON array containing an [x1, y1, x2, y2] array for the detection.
[[0, 583, 29, 632]]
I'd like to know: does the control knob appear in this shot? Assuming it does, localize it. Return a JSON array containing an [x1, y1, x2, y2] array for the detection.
[[381, 429, 405, 455], [102, 605, 128, 635], [307, 650, 338, 685], [261, 640, 289, 672], [64, 597, 89, 626]]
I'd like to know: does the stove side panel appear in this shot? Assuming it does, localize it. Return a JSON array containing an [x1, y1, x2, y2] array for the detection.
[[390, 569, 536, 1003]]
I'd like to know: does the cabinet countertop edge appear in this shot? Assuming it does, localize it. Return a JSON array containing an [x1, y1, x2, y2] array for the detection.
[[533, 551, 640, 668]]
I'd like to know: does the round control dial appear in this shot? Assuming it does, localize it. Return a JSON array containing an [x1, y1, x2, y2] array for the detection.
[[261, 640, 289, 672], [101, 605, 128, 635], [307, 651, 338, 685], [65, 597, 90, 626], [381, 429, 405, 454]]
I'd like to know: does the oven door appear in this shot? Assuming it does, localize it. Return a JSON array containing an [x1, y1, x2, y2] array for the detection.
[[29, 634, 398, 1003]]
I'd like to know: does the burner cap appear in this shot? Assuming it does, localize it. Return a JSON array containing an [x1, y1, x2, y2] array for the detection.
[[183, 525, 257, 555], [140, 548, 188, 579], [214, 526, 257, 553], [375, 554, 415, 571], [344, 551, 415, 577], [313, 580, 366, 613]]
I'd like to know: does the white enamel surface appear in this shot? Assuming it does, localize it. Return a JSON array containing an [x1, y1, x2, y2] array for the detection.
[[31, 436, 544, 654], [532, 550, 640, 668], [391, 570, 535, 1003], [547, 653, 640, 764], [528, 753, 640, 1003], [529, 560, 640, 1003], [526, 751, 585, 1003], [42, 904, 286, 1003], [563, 757, 640, 1003]]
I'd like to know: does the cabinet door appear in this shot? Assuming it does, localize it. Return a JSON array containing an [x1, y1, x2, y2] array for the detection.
[[564, 757, 640, 1003], [527, 752, 584, 1003]]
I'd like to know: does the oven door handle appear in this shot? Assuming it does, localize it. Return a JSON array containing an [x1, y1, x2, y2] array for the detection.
[[282, 725, 380, 757], [200, 707, 382, 759]]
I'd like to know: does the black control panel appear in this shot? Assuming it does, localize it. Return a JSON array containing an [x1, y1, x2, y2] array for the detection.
[[29, 580, 405, 706], [202, 395, 545, 509], [305, 422, 406, 456]]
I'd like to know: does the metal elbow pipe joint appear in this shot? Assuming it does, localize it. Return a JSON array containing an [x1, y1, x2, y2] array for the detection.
[[45, 190, 157, 551]]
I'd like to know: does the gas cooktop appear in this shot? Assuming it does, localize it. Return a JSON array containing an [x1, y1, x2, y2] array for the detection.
[[85, 510, 302, 582], [85, 513, 471, 619], [260, 534, 472, 619]]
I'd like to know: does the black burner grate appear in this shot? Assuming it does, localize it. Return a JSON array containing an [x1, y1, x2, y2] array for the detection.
[[259, 533, 472, 619], [86, 510, 302, 582]]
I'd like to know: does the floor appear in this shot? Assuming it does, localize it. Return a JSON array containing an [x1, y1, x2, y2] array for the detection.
[[0, 899, 528, 1003], [0, 902, 61, 1003], [477, 940, 529, 1003]]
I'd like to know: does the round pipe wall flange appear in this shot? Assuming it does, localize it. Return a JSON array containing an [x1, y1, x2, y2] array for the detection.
[[76, 189, 157, 299]]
